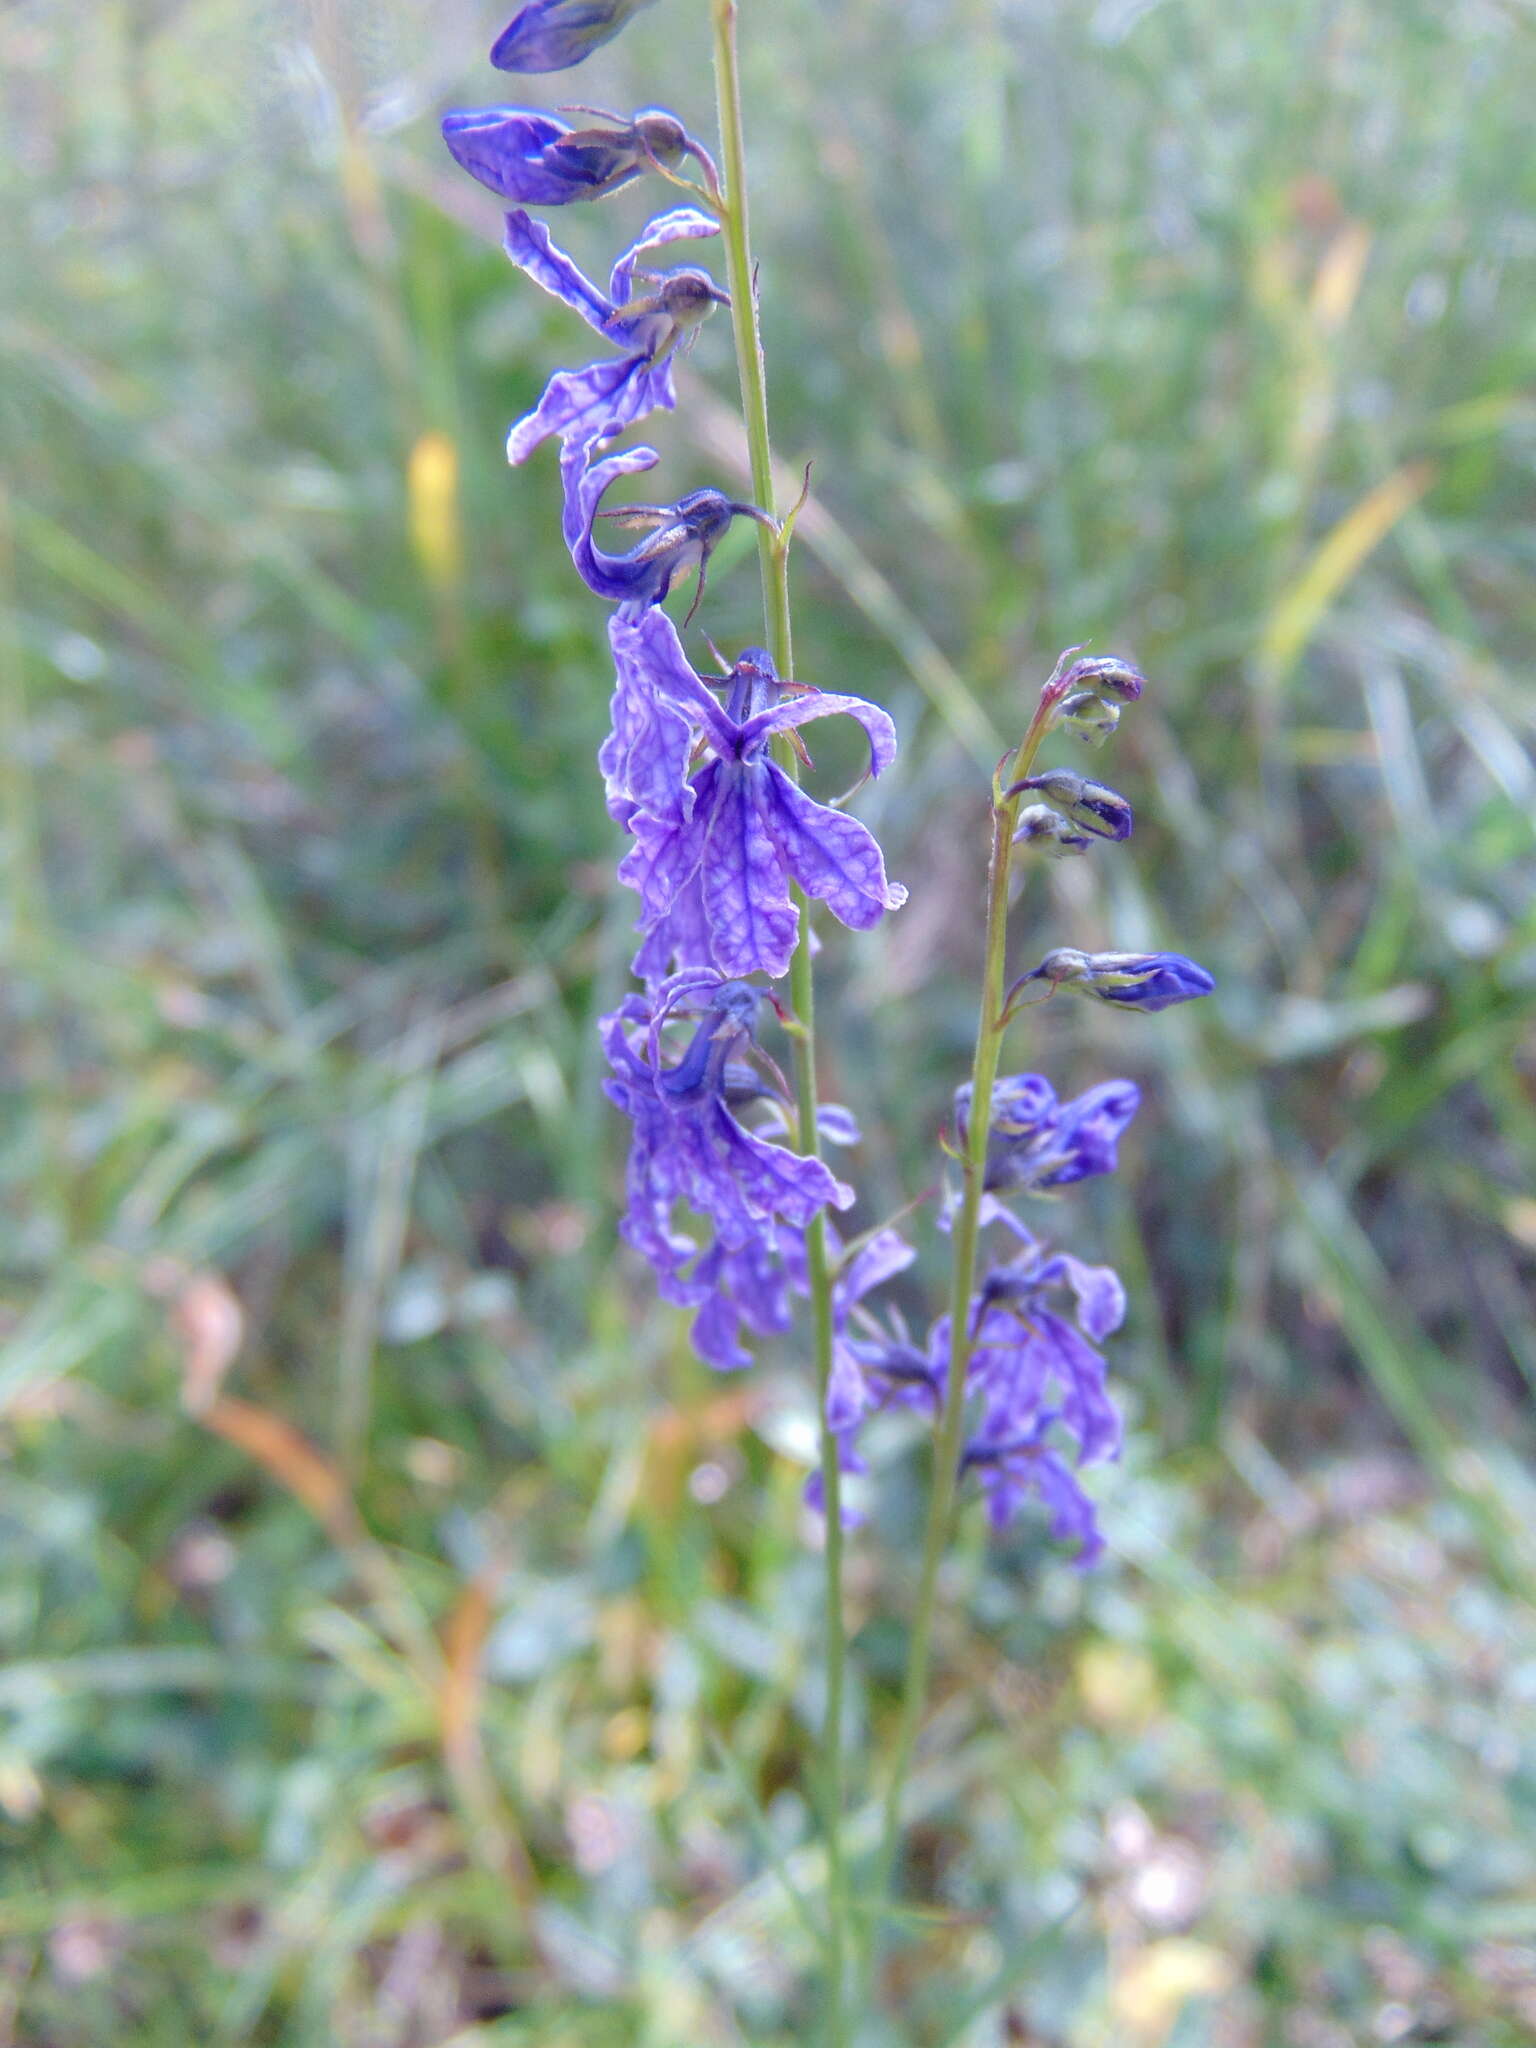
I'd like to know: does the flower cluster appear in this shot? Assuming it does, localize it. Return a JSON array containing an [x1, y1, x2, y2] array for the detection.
[[443, 6, 908, 1398], [805, 645, 1218, 1561], [443, 11, 1216, 1567]]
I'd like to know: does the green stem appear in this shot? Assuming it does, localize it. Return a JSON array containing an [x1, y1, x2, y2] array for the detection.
[[708, 6, 850, 2041], [862, 689, 1063, 1985]]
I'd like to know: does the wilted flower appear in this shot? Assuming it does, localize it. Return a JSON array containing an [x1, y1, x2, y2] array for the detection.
[[1011, 947, 1216, 1014], [955, 1072, 1141, 1193], [1010, 767, 1134, 842], [491, 0, 659, 73], [442, 104, 704, 204], [562, 439, 773, 614], [504, 206, 727, 459], [619, 644, 907, 980]]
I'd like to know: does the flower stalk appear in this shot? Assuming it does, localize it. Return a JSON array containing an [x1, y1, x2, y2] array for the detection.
[[709, 3, 852, 2038], [862, 678, 1069, 1970]]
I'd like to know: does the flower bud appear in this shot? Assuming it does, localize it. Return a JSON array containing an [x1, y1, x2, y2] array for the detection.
[[1008, 947, 1215, 1014], [492, 0, 658, 73], [1012, 804, 1092, 858], [1056, 690, 1121, 747], [1010, 769, 1133, 842], [1063, 655, 1144, 703]]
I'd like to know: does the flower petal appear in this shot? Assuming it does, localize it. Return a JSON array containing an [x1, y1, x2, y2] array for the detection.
[[503, 208, 614, 332], [608, 206, 721, 307], [508, 353, 676, 464], [698, 769, 799, 978], [758, 762, 907, 932], [740, 688, 899, 779], [603, 611, 704, 823]]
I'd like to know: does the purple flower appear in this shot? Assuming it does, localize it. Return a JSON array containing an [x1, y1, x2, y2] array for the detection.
[[954, 1072, 1141, 1194], [599, 608, 700, 826], [600, 976, 854, 1304], [1010, 767, 1134, 842], [562, 439, 773, 614], [823, 1228, 921, 1431], [687, 1231, 799, 1371], [961, 1418, 1104, 1563], [1012, 947, 1216, 1014], [491, 0, 658, 73], [686, 1108, 866, 1370], [503, 206, 726, 460], [442, 105, 702, 205], [617, 646, 907, 980], [967, 1224, 1126, 1468]]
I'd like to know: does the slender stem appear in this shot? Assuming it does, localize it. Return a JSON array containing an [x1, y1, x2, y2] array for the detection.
[[709, 6, 850, 2041], [861, 686, 1066, 1983]]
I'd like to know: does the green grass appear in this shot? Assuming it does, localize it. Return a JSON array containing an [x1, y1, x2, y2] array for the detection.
[[2, 0, 1535, 2041]]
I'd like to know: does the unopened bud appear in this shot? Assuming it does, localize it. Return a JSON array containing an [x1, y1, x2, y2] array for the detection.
[[1012, 804, 1092, 858], [1056, 691, 1120, 747], [1010, 769, 1133, 842], [1064, 655, 1144, 703]]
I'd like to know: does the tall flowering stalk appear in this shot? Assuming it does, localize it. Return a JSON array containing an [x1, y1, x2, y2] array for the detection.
[[442, 2, 1213, 2035]]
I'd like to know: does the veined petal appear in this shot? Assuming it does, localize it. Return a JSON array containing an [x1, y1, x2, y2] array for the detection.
[[507, 354, 675, 464], [503, 208, 614, 332], [630, 869, 713, 986], [619, 609, 737, 758], [620, 781, 710, 922], [603, 610, 702, 822], [699, 770, 799, 978], [758, 762, 907, 932], [740, 688, 899, 780], [710, 1106, 855, 1227], [608, 206, 721, 307]]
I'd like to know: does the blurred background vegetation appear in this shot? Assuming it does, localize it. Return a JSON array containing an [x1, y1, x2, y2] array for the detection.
[[3, 0, 1535, 2041]]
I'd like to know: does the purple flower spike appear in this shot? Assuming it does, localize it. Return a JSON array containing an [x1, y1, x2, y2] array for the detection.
[[491, 0, 658, 73], [619, 646, 907, 981], [504, 207, 725, 460], [600, 983, 854, 1303], [562, 439, 771, 614], [442, 105, 697, 205], [1015, 947, 1216, 1014], [955, 1072, 1141, 1194]]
